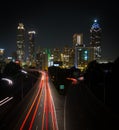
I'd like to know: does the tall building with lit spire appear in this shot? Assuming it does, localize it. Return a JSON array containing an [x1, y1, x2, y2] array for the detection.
[[16, 23, 25, 62], [28, 31, 36, 62], [90, 19, 102, 59]]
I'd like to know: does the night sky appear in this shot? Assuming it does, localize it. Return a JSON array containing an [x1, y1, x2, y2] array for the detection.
[[0, 1, 119, 61]]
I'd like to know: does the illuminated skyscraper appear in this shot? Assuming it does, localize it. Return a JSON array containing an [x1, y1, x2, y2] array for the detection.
[[73, 33, 95, 70], [16, 23, 25, 62], [61, 46, 74, 68], [75, 46, 95, 70], [73, 33, 84, 47], [90, 19, 102, 59], [53, 48, 61, 62], [28, 31, 36, 62], [73, 33, 85, 68], [0, 48, 5, 61]]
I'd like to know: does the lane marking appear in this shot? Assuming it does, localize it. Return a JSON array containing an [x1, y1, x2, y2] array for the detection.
[[36, 125, 38, 130], [38, 112, 41, 116]]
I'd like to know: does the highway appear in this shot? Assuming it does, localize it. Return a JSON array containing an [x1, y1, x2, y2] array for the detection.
[[1, 69, 119, 130], [0, 69, 65, 130], [11, 71, 58, 130]]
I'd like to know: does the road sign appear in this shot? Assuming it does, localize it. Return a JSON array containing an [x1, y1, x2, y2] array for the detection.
[[59, 85, 64, 90]]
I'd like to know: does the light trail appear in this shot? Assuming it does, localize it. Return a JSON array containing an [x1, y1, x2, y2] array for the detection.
[[0, 97, 9, 104], [41, 72, 59, 130], [41, 104, 45, 130], [28, 80, 44, 130], [1, 78, 13, 85], [20, 79, 43, 130], [0, 97, 13, 106], [19, 71, 59, 130], [41, 73, 48, 130], [47, 75, 59, 130]]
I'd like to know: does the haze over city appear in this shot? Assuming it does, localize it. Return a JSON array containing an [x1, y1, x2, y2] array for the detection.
[[0, 1, 119, 60]]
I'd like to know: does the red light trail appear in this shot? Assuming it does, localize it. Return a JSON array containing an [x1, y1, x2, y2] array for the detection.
[[20, 71, 58, 130]]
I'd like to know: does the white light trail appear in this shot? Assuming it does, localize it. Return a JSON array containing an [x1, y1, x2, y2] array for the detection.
[[0, 97, 9, 104], [1, 78, 13, 85], [0, 97, 13, 106]]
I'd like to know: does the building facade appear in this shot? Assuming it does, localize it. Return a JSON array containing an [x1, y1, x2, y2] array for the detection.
[[28, 31, 36, 62], [73, 33, 84, 47], [75, 46, 94, 70], [16, 23, 25, 62], [0, 48, 5, 61]]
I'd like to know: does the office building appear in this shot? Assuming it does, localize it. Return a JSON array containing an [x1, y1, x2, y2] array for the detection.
[[28, 31, 36, 62], [16, 23, 25, 62], [90, 19, 102, 59], [73, 33, 84, 47]]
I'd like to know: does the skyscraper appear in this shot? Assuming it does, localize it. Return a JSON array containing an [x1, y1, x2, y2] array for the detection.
[[73, 33, 85, 68], [52, 48, 61, 62], [73, 32, 95, 70], [28, 31, 36, 62], [0, 48, 4, 61], [73, 33, 84, 47], [16, 23, 25, 62], [90, 19, 102, 59]]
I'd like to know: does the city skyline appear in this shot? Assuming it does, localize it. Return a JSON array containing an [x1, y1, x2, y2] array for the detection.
[[0, 1, 119, 61]]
